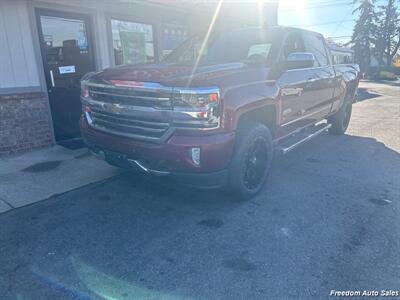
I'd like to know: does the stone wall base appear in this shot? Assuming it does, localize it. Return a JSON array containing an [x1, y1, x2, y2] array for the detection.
[[0, 92, 54, 156]]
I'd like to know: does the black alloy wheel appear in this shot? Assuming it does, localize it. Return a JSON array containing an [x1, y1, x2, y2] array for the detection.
[[229, 123, 273, 200], [342, 102, 352, 129], [329, 98, 353, 135], [242, 136, 270, 190]]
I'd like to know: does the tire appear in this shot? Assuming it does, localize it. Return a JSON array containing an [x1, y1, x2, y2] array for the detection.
[[228, 123, 274, 200], [328, 99, 352, 135]]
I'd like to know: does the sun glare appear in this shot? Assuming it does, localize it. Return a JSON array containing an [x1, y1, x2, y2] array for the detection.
[[257, 0, 265, 27], [279, 0, 308, 25], [187, 0, 223, 87]]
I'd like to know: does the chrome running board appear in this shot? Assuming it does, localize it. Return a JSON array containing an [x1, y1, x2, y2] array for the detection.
[[276, 123, 332, 155]]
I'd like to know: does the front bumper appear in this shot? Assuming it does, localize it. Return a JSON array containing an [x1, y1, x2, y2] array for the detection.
[[90, 147, 228, 189], [80, 116, 234, 187]]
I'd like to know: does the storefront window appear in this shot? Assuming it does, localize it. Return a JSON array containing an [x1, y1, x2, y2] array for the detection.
[[111, 19, 154, 65], [162, 23, 189, 58]]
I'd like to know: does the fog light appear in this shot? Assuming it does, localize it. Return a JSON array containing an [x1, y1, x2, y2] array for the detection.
[[190, 147, 201, 165]]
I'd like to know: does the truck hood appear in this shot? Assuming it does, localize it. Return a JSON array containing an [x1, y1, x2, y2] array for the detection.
[[90, 62, 271, 88]]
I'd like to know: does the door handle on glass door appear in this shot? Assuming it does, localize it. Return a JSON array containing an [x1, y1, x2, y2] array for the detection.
[[50, 70, 55, 87]]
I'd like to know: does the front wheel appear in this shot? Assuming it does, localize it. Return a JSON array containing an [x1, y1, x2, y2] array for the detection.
[[228, 123, 273, 200], [328, 100, 352, 135]]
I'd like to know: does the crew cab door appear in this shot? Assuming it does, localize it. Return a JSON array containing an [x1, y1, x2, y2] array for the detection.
[[277, 31, 316, 135], [300, 32, 336, 121], [277, 31, 335, 136]]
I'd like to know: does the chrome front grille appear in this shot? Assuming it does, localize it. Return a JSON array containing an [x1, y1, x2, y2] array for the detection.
[[89, 85, 172, 109], [90, 109, 171, 140], [82, 82, 221, 142], [84, 83, 175, 142]]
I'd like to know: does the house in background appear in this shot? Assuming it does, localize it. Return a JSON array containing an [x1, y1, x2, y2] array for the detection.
[[0, 0, 278, 155], [328, 43, 354, 64]]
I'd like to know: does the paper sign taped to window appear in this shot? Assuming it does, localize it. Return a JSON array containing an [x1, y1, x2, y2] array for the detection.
[[59, 65, 76, 74]]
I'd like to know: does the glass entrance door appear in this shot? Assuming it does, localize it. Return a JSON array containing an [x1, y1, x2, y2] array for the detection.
[[36, 9, 96, 141]]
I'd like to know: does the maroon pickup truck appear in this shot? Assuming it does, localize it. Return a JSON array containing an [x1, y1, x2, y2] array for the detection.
[[80, 26, 360, 199]]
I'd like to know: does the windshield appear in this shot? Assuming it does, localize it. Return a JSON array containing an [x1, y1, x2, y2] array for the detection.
[[163, 29, 277, 66]]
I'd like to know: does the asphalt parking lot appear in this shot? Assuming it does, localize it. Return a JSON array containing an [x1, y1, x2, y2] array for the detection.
[[0, 81, 399, 300]]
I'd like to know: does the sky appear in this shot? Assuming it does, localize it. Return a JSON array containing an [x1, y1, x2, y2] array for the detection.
[[278, 0, 386, 44]]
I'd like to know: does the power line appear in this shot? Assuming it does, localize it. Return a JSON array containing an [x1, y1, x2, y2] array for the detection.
[[329, 1, 356, 36], [286, 19, 354, 27], [280, 1, 353, 12], [283, 0, 351, 5], [305, 0, 351, 3], [327, 36, 352, 39]]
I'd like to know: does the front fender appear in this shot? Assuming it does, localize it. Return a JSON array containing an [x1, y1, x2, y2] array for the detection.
[[221, 81, 280, 131]]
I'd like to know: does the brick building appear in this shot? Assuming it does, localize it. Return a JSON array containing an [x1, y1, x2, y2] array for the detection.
[[0, 0, 278, 155]]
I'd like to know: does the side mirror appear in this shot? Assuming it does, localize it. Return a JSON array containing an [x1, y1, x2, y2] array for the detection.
[[281, 52, 316, 70]]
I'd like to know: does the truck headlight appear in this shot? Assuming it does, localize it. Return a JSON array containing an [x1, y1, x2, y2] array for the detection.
[[173, 88, 219, 110], [172, 88, 220, 126]]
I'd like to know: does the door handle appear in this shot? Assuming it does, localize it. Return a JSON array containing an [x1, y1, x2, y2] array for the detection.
[[281, 87, 303, 97], [50, 70, 55, 87]]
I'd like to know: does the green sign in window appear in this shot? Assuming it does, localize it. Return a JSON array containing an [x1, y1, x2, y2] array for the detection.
[[111, 19, 154, 65]]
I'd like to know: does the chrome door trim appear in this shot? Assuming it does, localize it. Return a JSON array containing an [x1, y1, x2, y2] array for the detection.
[[280, 105, 331, 127]]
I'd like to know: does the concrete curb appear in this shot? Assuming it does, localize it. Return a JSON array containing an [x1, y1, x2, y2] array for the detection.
[[0, 145, 121, 214]]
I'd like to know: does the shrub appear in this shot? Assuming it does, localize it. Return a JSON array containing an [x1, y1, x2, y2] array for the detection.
[[376, 71, 397, 80]]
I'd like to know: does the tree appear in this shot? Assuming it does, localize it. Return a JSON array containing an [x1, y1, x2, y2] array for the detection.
[[351, 0, 377, 73], [375, 0, 400, 66]]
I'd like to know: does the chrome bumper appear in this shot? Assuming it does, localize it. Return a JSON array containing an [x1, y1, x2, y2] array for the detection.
[[90, 148, 170, 176]]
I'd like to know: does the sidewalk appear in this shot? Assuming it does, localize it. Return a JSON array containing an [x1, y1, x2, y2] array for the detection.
[[0, 145, 121, 214]]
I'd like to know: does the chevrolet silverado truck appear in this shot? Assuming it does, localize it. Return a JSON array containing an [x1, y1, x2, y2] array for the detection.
[[80, 26, 360, 199]]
